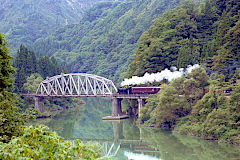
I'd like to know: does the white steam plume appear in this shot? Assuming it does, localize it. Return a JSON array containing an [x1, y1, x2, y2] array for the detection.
[[121, 64, 200, 86]]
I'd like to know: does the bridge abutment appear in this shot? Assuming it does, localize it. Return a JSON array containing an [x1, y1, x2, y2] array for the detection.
[[34, 97, 45, 113]]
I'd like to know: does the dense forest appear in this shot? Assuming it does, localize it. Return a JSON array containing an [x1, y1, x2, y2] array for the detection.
[[13, 44, 66, 92], [127, 0, 240, 78], [132, 0, 240, 145], [32, 0, 181, 83], [0, 0, 113, 52]]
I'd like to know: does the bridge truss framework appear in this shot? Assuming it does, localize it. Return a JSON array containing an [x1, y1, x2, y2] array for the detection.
[[36, 73, 118, 96]]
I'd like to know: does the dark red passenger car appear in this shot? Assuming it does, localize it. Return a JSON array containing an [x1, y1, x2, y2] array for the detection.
[[118, 87, 161, 94], [131, 87, 161, 94]]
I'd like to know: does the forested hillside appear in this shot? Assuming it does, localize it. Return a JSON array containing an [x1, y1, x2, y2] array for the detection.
[[0, 0, 109, 51], [127, 0, 240, 79], [33, 0, 182, 83], [133, 0, 240, 144]]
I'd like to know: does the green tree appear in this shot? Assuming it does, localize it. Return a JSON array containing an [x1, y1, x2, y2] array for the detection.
[[14, 45, 64, 92], [14, 67, 27, 92], [14, 44, 28, 71], [27, 51, 38, 74], [0, 34, 15, 91], [50, 56, 63, 75], [139, 84, 190, 129], [23, 73, 44, 93], [14, 45, 38, 92], [212, 0, 240, 75], [0, 125, 107, 160], [0, 34, 25, 143], [38, 55, 64, 79]]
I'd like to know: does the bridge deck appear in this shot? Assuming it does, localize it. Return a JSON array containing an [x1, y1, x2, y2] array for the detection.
[[21, 93, 150, 99]]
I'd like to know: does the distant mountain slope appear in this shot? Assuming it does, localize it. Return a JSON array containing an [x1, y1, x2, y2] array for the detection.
[[0, 0, 107, 51], [33, 0, 182, 83]]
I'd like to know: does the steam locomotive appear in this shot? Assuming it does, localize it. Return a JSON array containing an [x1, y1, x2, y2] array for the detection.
[[117, 87, 161, 94]]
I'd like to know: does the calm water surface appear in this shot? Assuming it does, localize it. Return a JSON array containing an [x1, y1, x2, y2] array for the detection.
[[33, 98, 240, 160]]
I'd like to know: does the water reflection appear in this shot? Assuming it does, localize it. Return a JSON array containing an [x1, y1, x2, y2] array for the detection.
[[73, 98, 113, 139], [140, 128, 240, 160], [31, 105, 83, 138], [33, 98, 240, 160]]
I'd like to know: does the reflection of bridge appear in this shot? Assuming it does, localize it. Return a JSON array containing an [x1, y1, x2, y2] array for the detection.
[[69, 121, 159, 158], [22, 73, 152, 119], [81, 138, 154, 158], [90, 139, 159, 158]]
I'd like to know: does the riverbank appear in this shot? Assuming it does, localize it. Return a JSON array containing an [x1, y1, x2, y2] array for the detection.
[[136, 68, 240, 146]]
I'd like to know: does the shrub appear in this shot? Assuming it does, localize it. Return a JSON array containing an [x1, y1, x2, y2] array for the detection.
[[0, 125, 108, 160]]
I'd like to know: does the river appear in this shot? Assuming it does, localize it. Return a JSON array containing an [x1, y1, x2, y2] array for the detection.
[[32, 98, 240, 160]]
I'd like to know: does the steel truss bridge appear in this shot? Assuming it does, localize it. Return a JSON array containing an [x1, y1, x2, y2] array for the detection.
[[23, 73, 152, 117], [35, 73, 118, 97]]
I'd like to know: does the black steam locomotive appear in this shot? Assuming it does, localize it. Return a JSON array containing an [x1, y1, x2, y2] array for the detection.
[[117, 87, 161, 94]]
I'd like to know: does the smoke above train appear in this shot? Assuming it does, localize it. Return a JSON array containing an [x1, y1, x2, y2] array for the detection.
[[121, 64, 200, 86]]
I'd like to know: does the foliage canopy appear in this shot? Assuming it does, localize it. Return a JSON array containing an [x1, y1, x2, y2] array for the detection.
[[0, 125, 107, 160], [0, 34, 25, 143]]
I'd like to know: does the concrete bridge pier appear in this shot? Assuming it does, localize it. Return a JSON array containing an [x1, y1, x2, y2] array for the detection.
[[34, 97, 45, 113], [112, 98, 123, 116], [103, 97, 129, 120]]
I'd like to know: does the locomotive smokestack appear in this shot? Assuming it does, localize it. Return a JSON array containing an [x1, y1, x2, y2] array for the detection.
[[121, 64, 200, 86]]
